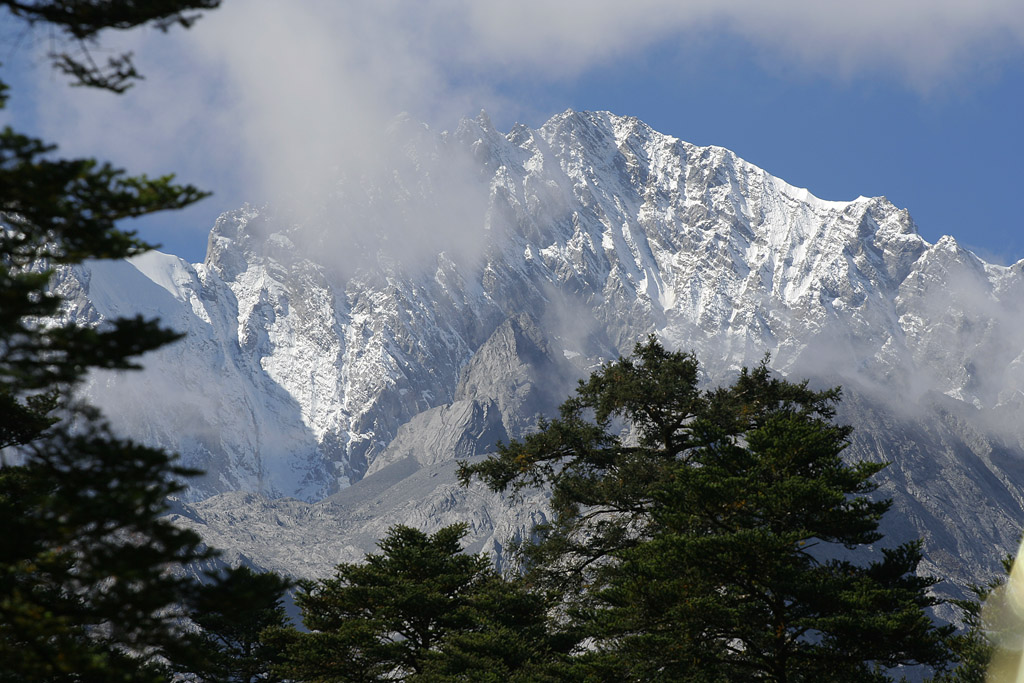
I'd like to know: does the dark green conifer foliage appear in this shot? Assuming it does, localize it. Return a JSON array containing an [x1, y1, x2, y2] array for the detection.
[[417, 571, 567, 682], [0, 418, 213, 681], [460, 337, 954, 681], [269, 524, 487, 682], [268, 523, 560, 682], [191, 565, 294, 683], [0, 2, 219, 679]]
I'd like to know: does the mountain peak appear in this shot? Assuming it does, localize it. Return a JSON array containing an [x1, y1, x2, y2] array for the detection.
[[62, 109, 1024, 591]]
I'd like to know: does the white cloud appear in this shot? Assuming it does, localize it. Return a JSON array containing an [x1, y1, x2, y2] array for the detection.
[[430, 0, 1024, 85], [6, 0, 1022, 258]]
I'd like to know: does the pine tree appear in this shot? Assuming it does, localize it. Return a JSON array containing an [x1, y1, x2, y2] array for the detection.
[[1, 2, 220, 679], [460, 337, 954, 681], [190, 565, 294, 683], [417, 571, 567, 682], [266, 524, 560, 682]]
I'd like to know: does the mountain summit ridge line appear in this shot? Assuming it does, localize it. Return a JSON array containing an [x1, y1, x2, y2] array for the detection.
[[57, 109, 1024, 588]]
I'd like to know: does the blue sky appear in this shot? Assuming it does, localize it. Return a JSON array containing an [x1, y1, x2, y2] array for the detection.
[[530, 41, 1024, 265], [3, 1, 1023, 265]]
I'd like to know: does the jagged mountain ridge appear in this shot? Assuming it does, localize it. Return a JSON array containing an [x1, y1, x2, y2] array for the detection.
[[58, 109, 1024, 587]]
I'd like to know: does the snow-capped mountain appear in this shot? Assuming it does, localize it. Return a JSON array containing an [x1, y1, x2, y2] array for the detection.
[[57, 110, 1024, 589]]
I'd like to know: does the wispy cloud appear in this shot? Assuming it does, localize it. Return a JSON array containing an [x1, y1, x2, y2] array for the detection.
[[6, 0, 1022, 256]]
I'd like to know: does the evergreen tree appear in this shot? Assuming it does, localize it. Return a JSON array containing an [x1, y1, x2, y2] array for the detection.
[[460, 337, 954, 681], [0, 418, 213, 681], [418, 571, 567, 682], [1, 2, 220, 679], [267, 524, 559, 682], [191, 565, 294, 683]]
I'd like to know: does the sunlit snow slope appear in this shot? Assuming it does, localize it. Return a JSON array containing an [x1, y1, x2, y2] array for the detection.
[[58, 110, 1024, 587]]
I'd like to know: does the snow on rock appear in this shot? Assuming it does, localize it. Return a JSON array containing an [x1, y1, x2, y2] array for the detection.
[[60, 109, 1024, 589]]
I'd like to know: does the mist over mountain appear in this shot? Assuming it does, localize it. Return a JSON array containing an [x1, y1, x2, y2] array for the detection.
[[57, 110, 1024, 592]]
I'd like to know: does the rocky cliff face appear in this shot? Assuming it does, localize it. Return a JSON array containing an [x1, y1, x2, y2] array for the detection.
[[59, 110, 1024, 590]]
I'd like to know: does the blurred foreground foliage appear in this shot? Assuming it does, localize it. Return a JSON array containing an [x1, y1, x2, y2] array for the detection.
[[1, 1, 221, 679]]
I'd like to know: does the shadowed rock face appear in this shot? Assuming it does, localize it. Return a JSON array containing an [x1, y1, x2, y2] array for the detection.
[[455, 313, 579, 438], [60, 110, 1024, 593]]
